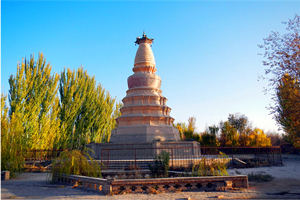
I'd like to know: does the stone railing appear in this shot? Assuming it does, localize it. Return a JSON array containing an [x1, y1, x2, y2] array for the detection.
[[52, 174, 111, 194], [53, 173, 248, 195]]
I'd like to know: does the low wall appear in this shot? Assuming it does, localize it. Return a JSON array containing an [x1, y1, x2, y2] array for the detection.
[[52, 174, 111, 194], [52, 173, 248, 195]]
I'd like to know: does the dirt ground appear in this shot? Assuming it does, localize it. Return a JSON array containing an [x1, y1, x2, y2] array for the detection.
[[2, 154, 300, 200]]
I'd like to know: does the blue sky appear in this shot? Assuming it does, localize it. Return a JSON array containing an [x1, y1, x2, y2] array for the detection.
[[2, 1, 299, 133]]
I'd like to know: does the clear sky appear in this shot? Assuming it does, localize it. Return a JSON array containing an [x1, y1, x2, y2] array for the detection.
[[2, 1, 299, 133]]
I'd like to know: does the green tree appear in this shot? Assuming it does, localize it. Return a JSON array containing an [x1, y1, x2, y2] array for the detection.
[[228, 113, 249, 146], [200, 132, 218, 147], [2, 53, 122, 173], [8, 54, 61, 150], [220, 114, 273, 147], [1, 94, 26, 176], [228, 113, 248, 134], [185, 117, 200, 141], [175, 117, 200, 141], [208, 125, 219, 135], [220, 121, 239, 147], [200, 125, 219, 146], [59, 68, 119, 149]]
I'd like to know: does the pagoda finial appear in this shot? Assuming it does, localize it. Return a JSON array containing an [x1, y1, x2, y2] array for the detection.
[[135, 32, 154, 45]]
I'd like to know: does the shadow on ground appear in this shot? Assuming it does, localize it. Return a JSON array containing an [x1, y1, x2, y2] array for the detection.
[[1, 173, 103, 199]]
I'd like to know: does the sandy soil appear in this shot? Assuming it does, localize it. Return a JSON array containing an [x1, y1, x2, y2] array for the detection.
[[2, 154, 300, 200]]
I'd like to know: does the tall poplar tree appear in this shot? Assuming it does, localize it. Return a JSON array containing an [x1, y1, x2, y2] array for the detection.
[[59, 68, 120, 149], [8, 54, 61, 150], [1, 94, 26, 175], [5, 54, 121, 152]]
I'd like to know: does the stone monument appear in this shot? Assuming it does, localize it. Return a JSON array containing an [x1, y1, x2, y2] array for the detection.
[[110, 33, 180, 143]]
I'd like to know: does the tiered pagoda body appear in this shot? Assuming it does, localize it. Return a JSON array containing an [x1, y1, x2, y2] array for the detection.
[[110, 34, 180, 143]]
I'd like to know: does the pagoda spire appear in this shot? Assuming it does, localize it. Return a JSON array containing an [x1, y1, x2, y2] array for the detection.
[[135, 32, 154, 45], [133, 33, 156, 73]]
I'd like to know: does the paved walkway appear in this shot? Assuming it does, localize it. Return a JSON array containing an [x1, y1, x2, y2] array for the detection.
[[2, 155, 300, 199]]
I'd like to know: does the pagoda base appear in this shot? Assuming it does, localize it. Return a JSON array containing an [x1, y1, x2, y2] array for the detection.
[[109, 125, 180, 143], [86, 126, 201, 168], [87, 140, 201, 161]]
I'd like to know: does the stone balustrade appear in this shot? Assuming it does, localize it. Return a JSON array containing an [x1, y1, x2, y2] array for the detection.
[[53, 173, 248, 195]]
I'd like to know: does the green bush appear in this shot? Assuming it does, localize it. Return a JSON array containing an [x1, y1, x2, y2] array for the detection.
[[51, 149, 101, 178], [149, 151, 170, 178]]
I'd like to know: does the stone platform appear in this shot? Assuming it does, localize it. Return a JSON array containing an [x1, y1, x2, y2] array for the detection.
[[87, 141, 200, 161], [110, 125, 180, 143]]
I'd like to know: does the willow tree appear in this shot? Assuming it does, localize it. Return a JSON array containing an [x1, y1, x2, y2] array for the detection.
[[59, 68, 120, 149], [8, 54, 61, 150]]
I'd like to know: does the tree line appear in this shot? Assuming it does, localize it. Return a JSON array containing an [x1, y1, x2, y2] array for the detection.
[[175, 114, 273, 147], [175, 15, 299, 148], [177, 15, 299, 149], [1, 54, 121, 174]]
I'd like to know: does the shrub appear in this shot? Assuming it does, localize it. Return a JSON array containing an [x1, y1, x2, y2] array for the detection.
[[192, 152, 229, 176], [51, 149, 101, 178], [149, 151, 170, 178]]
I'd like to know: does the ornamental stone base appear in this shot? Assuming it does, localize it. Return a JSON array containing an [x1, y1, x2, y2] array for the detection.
[[110, 125, 180, 144]]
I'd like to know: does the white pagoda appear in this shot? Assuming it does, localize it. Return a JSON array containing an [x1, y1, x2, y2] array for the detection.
[[110, 33, 180, 143]]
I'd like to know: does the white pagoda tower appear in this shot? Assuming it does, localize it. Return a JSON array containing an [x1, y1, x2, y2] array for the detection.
[[110, 33, 180, 143]]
